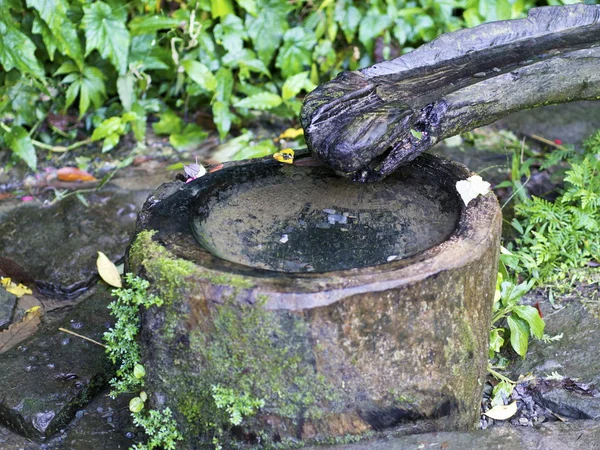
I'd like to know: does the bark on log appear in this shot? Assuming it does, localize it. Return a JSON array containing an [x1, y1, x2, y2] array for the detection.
[[301, 4, 600, 182]]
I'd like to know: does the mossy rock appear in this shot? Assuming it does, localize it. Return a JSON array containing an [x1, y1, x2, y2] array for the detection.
[[127, 153, 501, 448]]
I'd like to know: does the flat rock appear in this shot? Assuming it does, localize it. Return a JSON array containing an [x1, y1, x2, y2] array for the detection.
[[496, 101, 600, 147], [305, 420, 600, 450], [0, 288, 16, 330], [0, 188, 149, 298], [0, 290, 114, 439]]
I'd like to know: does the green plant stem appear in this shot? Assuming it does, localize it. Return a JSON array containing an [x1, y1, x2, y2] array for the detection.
[[0, 122, 92, 153], [487, 364, 517, 384]]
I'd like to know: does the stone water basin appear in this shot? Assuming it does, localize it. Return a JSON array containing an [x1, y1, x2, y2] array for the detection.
[[129, 151, 501, 448]]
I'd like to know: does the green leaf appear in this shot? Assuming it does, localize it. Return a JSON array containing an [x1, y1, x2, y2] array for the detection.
[[359, 9, 393, 53], [281, 71, 315, 101], [129, 35, 170, 71], [214, 14, 246, 53], [275, 27, 317, 79], [235, 0, 256, 16], [245, 0, 291, 65], [27, 0, 83, 67], [182, 60, 217, 92], [489, 328, 505, 354], [129, 396, 145, 413], [91, 116, 125, 141], [5, 125, 37, 170], [0, 19, 45, 79], [62, 66, 107, 117], [214, 68, 234, 103], [129, 15, 181, 35], [82, 1, 131, 74], [491, 381, 514, 407], [336, 4, 360, 43], [169, 124, 208, 151], [512, 305, 545, 339], [211, 0, 233, 18], [233, 139, 276, 160], [31, 17, 57, 61], [129, 104, 147, 142], [102, 133, 120, 153], [234, 92, 282, 110], [507, 315, 530, 358], [212, 101, 233, 141], [133, 364, 145, 379], [117, 73, 135, 112], [152, 111, 183, 135]]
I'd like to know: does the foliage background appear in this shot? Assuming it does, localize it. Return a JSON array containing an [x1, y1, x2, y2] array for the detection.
[[0, 0, 596, 170]]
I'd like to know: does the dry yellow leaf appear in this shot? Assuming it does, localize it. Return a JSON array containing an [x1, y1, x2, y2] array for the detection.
[[279, 128, 304, 140], [97, 251, 122, 288], [273, 149, 295, 164], [0, 277, 33, 297], [483, 401, 518, 421], [0, 305, 42, 354]]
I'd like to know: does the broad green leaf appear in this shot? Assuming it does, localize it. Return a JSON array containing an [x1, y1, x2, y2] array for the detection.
[[117, 73, 135, 112], [238, 58, 270, 77], [152, 110, 183, 135], [513, 305, 545, 339], [91, 117, 125, 141], [489, 328, 505, 354], [211, 0, 233, 18], [234, 92, 282, 110], [62, 67, 107, 117], [129, 35, 170, 71], [182, 60, 217, 92], [214, 14, 246, 53], [507, 315, 529, 358], [133, 364, 146, 379], [214, 68, 234, 103], [212, 101, 233, 141], [129, 396, 144, 413], [235, 0, 256, 16], [5, 125, 37, 170], [0, 19, 45, 79], [359, 10, 392, 53], [393, 18, 409, 46], [275, 27, 317, 79], [336, 4, 360, 43], [27, 0, 83, 67], [245, 0, 291, 65], [233, 139, 276, 160], [102, 133, 120, 153], [130, 103, 147, 142], [129, 15, 181, 35], [491, 381, 514, 407], [282, 71, 315, 101], [32, 17, 57, 60], [82, 1, 131, 74], [169, 124, 208, 151], [500, 280, 532, 307]]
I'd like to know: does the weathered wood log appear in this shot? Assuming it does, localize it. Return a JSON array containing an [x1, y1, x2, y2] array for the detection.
[[301, 4, 600, 182]]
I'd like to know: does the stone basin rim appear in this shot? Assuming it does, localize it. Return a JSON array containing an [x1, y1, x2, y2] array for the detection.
[[136, 152, 501, 310]]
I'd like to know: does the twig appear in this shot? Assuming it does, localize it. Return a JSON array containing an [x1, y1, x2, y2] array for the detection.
[[58, 327, 106, 348], [488, 364, 517, 384], [527, 133, 569, 151], [0, 122, 92, 153]]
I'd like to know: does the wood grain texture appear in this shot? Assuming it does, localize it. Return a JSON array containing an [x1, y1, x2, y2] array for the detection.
[[301, 4, 600, 182]]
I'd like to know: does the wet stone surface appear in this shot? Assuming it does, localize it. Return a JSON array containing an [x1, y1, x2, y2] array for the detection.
[[0, 289, 114, 439], [0, 189, 148, 299], [0, 288, 17, 330]]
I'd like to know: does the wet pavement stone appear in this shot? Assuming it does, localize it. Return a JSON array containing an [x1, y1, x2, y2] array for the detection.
[[0, 289, 114, 440], [0, 189, 149, 299], [0, 287, 16, 330]]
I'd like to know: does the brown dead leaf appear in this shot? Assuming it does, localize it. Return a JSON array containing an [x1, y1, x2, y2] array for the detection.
[[0, 306, 42, 354], [57, 167, 97, 182], [47, 113, 81, 131], [0, 193, 13, 201], [16, 294, 43, 312]]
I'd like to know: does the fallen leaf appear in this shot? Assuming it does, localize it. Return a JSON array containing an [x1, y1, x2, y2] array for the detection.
[[208, 164, 224, 173], [278, 128, 304, 140], [0, 277, 32, 298], [57, 167, 97, 182], [16, 294, 43, 312], [483, 401, 518, 420], [0, 193, 13, 201], [456, 175, 491, 206], [0, 305, 42, 354], [97, 252, 122, 288], [274, 149, 294, 164]]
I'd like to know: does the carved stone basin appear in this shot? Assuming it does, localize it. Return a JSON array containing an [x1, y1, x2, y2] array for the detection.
[[128, 152, 501, 449]]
